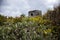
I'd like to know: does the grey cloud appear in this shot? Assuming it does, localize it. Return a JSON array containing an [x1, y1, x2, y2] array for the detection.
[[0, 0, 59, 17]]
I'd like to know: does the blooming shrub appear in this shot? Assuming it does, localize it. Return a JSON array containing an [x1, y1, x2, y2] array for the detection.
[[0, 16, 53, 40]]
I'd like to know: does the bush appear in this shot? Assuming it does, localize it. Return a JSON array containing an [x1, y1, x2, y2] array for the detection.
[[0, 16, 53, 40]]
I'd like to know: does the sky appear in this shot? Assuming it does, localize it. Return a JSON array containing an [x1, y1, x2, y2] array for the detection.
[[0, 0, 59, 17]]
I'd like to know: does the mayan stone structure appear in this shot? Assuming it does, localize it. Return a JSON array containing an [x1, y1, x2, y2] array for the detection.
[[28, 10, 42, 17]]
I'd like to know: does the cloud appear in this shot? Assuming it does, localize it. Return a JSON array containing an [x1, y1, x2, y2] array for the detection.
[[0, 0, 2, 5], [0, 0, 59, 17], [0, 6, 22, 17], [27, 0, 59, 14], [45, 0, 59, 9], [0, 0, 30, 17]]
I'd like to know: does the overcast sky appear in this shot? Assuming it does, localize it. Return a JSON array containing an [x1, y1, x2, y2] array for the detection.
[[0, 0, 59, 17]]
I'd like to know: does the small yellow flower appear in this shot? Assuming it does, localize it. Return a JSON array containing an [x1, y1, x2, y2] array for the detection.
[[43, 29, 51, 35], [43, 30, 48, 34]]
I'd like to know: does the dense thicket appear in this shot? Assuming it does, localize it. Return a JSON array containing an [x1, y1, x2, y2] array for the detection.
[[43, 5, 60, 40], [43, 5, 60, 26]]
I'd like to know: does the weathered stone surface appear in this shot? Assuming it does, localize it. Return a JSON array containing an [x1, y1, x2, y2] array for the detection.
[[28, 10, 42, 17]]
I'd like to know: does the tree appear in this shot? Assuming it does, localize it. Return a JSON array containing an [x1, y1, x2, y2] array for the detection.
[[20, 14, 25, 17], [43, 5, 60, 26]]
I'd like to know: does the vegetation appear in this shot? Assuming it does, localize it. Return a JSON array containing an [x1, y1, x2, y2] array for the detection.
[[0, 5, 60, 40]]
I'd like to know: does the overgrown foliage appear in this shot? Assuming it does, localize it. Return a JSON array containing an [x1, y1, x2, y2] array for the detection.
[[0, 16, 53, 40], [43, 5, 60, 40]]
